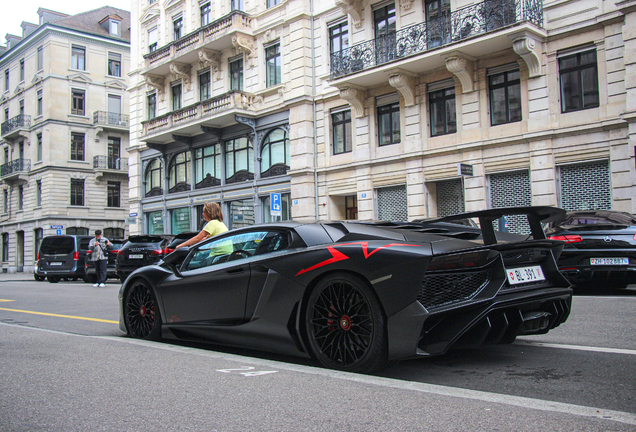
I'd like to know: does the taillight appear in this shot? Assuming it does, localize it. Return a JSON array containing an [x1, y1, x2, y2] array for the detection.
[[426, 250, 493, 272], [37, 252, 40, 261], [117, 250, 124, 256], [164, 248, 175, 254], [73, 251, 79, 261], [547, 235, 583, 243], [110, 250, 119, 254], [150, 249, 164, 256]]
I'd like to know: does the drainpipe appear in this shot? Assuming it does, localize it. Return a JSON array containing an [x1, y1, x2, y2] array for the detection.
[[310, 0, 319, 220]]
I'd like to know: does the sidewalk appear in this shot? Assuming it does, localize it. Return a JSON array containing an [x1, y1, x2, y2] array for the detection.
[[0, 271, 41, 282]]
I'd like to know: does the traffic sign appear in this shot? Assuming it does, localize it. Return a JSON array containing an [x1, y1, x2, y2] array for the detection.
[[270, 193, 282, 218]]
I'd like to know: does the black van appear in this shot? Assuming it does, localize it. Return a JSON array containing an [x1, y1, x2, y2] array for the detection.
[[35, 235, 93, 283]]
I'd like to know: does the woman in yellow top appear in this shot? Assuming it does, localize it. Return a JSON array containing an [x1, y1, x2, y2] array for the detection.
[[175, 202, 228, 250]]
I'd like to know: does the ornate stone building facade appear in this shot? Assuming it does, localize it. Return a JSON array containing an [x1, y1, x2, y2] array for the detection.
[[127, 0, 635, 236], [0, 7, 131, 273]]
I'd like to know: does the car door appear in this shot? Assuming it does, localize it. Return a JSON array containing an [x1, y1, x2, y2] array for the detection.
[[159, 231, 270, 325]]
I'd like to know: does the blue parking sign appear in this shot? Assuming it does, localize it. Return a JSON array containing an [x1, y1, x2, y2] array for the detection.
[[270, 193, 282, 218]]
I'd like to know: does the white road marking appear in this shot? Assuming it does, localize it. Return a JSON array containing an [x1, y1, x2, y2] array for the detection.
[[515, 340, 636, 355], [3, 322, 636, 426]]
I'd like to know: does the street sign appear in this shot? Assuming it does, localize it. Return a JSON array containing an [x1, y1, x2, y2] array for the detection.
[[56, 229, 62, 235], [129, 212, 138, 217], [50, 225, 63, 229], [270, 193, 282, 218], [125, 217, 137, 224], [458, 163, 473, 176]]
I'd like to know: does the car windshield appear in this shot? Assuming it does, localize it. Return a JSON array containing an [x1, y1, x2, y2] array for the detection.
[[561, 212, 636, 226], [40, 238, 74, 254]]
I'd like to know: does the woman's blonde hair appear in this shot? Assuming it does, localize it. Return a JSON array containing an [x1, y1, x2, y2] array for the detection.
[[203, 202, 223, 222]]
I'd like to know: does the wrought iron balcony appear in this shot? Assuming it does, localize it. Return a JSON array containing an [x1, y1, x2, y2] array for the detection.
[[141, 90, 255, 144], [0, 158, 30, 180], [143, 10, 252, 75], [93, 155, 128, 171], [93, 111, 130, 128], [1, 114, 31, 139], [330, 0, 543, 79]]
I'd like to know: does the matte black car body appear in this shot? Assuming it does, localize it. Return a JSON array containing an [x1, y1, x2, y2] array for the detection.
[[116, 235, 172, 282], [84, 239, 125, 283], [164, 232, 198, 254], [545, 210, 636, 288], [119, 207, 572, 373], [35, 235, 92, 283]]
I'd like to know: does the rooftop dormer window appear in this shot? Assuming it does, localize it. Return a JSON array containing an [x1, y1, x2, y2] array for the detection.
[[100, 15, 123, 37]]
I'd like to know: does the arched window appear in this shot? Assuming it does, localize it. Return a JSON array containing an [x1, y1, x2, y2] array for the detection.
[[225, 137, 254, 184], [168, 151, 191, 193], [195, 144, 221, 189], [261, 128, 289, 178], [145, 159, 163, 197]]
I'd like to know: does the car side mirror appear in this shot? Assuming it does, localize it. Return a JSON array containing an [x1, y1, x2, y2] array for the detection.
[[162, 248, 190, 276]]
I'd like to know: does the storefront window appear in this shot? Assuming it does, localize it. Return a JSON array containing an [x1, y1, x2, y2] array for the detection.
[[262, 194, 291, 222], [229, 199, 254, 229], [171, 207, 191, 234], [147, 211, 164, 234]]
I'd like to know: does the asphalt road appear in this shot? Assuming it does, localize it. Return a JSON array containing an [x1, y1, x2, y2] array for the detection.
[[1, 278, 635, 431]]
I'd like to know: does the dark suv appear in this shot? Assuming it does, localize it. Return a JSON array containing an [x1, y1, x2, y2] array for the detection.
[[84, 239, 125, 283], [115, 235, 172, 282], [35, 235, 93, 283]]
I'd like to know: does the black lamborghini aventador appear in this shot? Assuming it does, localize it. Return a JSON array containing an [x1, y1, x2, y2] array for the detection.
[[119, 207, 572, 373]]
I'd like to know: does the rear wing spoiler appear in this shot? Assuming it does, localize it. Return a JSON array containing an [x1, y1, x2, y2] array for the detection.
[[429, 206, 566, 246]]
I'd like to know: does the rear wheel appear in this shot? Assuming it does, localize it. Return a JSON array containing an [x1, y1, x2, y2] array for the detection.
[[304, 273, 388, 373], [34, 275, 45, 282], [124, 279, 162, 340], [47, 277, 60, 283]]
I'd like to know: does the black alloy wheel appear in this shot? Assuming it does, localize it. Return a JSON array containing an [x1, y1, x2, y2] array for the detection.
[[124, 279, 162, 340], [305, 273, 388, 373]]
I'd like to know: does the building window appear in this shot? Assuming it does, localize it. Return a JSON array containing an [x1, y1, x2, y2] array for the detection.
[[71, 90, 85, 115], [147, 93, 156, 119], [37, 90, 43, 116], [168, 151, 191, 193], [229, 198, 255, 229], [329, 22, 349, 55], [377, 101, 400, 146], [172, 82, 182, 111], [108, 137, 121, 169], [199, 70, 211, 101], [559, 49, 599, 113], [37, 133, 42, 161], [18, 186, 23, 210], [425, 0, 451, 47], [147, 210, 164, 234], [230, 58, 243, 91], [104, 228, 125, 238], [171, 207, 191, 234], [225, 137, 254, 184], [558, 160, 611, 211], [109, 19, 121, 36], [3, 189, 8, 213], [2, 233, 8, 261], [173, 17, 183, 40], [201, 2, 211, 26], [262, 193, 291, 222], [429, 86, 456, 136], [71, 133, 85, 161], [19, 100, 24, 116], [265, 44, 281, 87], [345, 195, 358, 220], [489, 68, 521, 126], [267, 0, 281, 8], [148, 27, 158, 53], [374, 4, 397, 63], [107, 181, 121, 207], [37, 46, 43, 71], [36, 180, 42, 206], [108, 52, 121, 77], [377, 185, 407, 221], [19, 59, 24, 82], [70, 179, 84, 206], [4, 69, 8, 92], [195, 144, 221, 189], [71, 46, 86, 70], [332, 109, 352, 154], [145, 159, 163, 197], [66, 227, 89, 235], [261, 128, 290, 178], [232, 0, 244, 11]]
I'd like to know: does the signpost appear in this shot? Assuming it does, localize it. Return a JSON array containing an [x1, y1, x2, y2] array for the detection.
[[457, 163, 473, 176], [270, 193, 282, 219]]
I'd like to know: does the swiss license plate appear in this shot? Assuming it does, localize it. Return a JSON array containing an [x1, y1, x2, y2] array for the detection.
[[590, 257, 629, 265], [50, 262, 63, 266], [128, 254, 143, 259], [506, 265, 545, 285]]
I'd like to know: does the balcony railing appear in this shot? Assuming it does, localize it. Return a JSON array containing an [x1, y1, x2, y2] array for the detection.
[[0, 158, 30, 177], [1, 114, 31, 137], [144, 10, 252, 68], [93, 155, 128, 171], [93, 111, 130, 128], [330, 0, 543, 79], [141, 90, 254, 137]]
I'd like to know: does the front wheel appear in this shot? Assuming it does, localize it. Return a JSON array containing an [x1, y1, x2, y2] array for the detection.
[[304, 273, 388, 373], [124, 279, 162, 340]]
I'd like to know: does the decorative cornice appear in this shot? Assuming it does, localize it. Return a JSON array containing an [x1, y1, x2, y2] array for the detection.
[[169, 62, 192, 91], [199, 48, 222, 81], [335, 0, 364, 28], [512, 35, 542, 78], [445, 56, 474, 93], [339, 86, 366, 118], [67, 73, 92, 84], [388, 72, 416, 106]]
